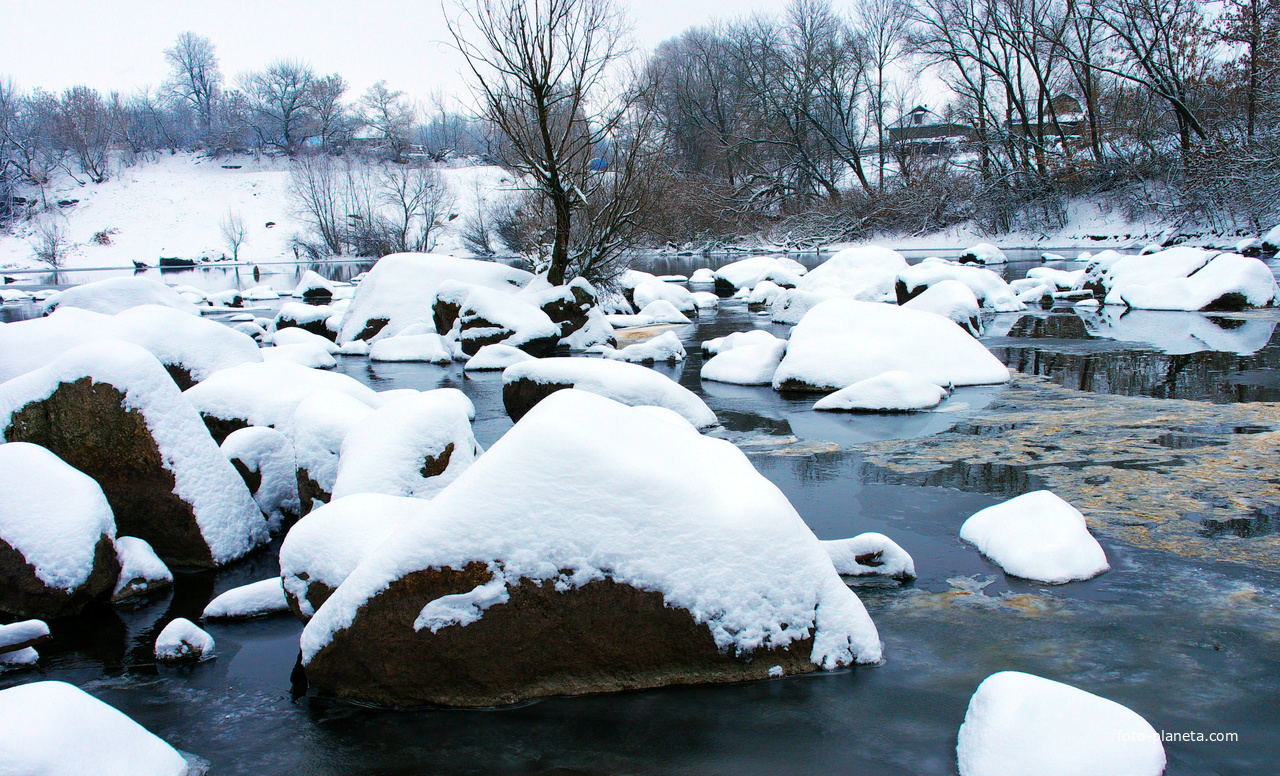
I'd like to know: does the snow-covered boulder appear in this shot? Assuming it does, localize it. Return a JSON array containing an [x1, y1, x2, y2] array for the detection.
[[1088, 246, 1209, 303], [813, 371, 949, 412], [959, 491, 1109, 584], [0, 305, 264, 388], [112, 536, 173, 602], [503, 357, 718, 429], [633, 279, 698, 313], [274, 302, 336, 340], [821, 533, 915, 579], [769, 289, 834, 324], [902, 280, 982, 336], [330, 390, 481, 501], [713, 256, 807, 295], [0, 442, 119, 618], [337, 253, 545, 344], [41, 277, 199, 316], [603, 331, 687, 363], [607, 299, 692, 327], [528, 278, 598, 340], [0, 647, 39, 672], [368, 333, 455, 363], [1, 344, 268, 568], [958, 243, 1008, 265], [796, 245, 908, 302], [957, 671, 1165, 776], [689, 268, 716, 284], [221, 426, 298, 531], [1115, 252, 1278, 311], [0, 619, 50, 655], [700, 338, 788, 386], [260, 343, 338, 369], [269, 326, 340, 353], [154, 618, 214, 662], [692, 291, 719, 308], [0, 681, 191, 776], [293, 270, 335, 302], [300, 389, 881, 706], [290, 389, 376, 514], [701, 329, 783, 356], [1261, 223, 1280, 253], [897, 261, 1024, 312], [279, 493, 421, 621], [747, 280, 785, 305], [1026, 266, 1086, 291], [772, 299, 1010, 392], [184, 360, 381, 442], [464, 344, 536, 371], [432, 280, 562, 356], [559, 305, 617, 350], [203, 578, 290, 620], [243, 285, 279, 301]]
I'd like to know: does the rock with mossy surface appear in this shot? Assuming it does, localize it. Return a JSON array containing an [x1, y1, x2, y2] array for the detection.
[[300, 390, 880, 707], [0, 342, 269, 568]]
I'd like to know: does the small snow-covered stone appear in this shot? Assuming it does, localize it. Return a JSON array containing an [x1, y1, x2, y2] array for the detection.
[[713, 256, 808, 294], [822, 533, 915, 579], [690, 268, 716, 283], [0, 647, 39, 672], [434, 280, 562, 356], [607, 299, 692, 327], [813, 371, 948, 412], [243, 285, 279, 300], [959, 243, 1008, 264], [959, 491, 1109, 583], [464, 344, 536, 371], [260, 343, 338, 369], [203, 578, 290, 620], [369, 333, 454, 363], [957, 671, 1165, 776], [336, 339, 370, 356], [112, 537, 173, 602], [154, 617, 214, 662], [633, 279, 697, 313], [270, 326, 340, 353], [604, 331, 687, 363], [293, 270, 335, 301], [692, 291, 719, 308], [701, 339, 788, 386], [748, 280, 785, 305], [221, 427, 298, 531], [0, 619, 51, 654], [702, 329, 784, 356], [275, 302, 336, 339], [0, 681, 190, 776]]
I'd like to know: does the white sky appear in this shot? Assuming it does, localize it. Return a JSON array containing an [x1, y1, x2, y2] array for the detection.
[[1, 0, 799, 108]]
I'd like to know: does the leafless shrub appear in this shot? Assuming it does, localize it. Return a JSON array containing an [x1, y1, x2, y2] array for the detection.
[[219, 208, 248, 260], [31, 219, 71, 267]]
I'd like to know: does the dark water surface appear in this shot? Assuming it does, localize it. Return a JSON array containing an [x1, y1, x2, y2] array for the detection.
[[3, 260, 1280, 775]]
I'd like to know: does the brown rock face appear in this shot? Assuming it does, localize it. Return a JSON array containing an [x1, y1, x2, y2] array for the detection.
[[304, 563, 817, 707], [297, 467, 330, 516], [0, 534, 119, 618], [3, 378, 215, 567], [283, 573, 335, 622], [502, 378, 574, 423], [201, 415, 250, 446], [540, 284, 596, 338]]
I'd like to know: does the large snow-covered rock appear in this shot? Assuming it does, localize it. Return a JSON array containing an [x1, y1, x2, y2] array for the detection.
[[41, 277, 199, 316], [112, 536, 173, 602], [274, 302, 337, 340], [0, 442, 119, 617], [503, 357, 718, 429], [769, 289, 834, 324], [433, 280, 562, 356], [957, 671, 1165, 776], [603, 331, 687, 363], [0, 681, 191, 776], [368, 333, 455, 363], [1093, 246, 1212, 303], [184, 360, 382, 442], [300, 390, 881, 706], [897, 261, 1024, 312], [700, 338, 788, 386], [1114, 252, 1278, 311], [464, 344, 536, 371], [812, 371, 948, 412], [796, 245, 908, 302], [290, 389, 376, 514], [330, 390, 481, 501], [337, 253, 545, 344], [633, 279, 698, 313], [772, 299, 1010, 392], [0, 305, 263, 388], [221, 426, 299, 531], [959, 491, 1109, 584], [713, 256, 807, 294], [821, 533, 916, 579], [0, 343, 268, 568], [902, 280, 982, 336], [527, 278, 598, 340], [154, 617, 214, 662], [203, 578, 290, 620], [293, 269, 335, 302], [280, 493, 422, 620]]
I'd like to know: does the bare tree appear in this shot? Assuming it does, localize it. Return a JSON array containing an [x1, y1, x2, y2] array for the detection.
[[220, 208, 248, 260], [164, 32, 222, 136], [854, 0, 911, 188], [310, 74, 353, 151], [242, 59, 318, 153], [31, 217, 71, 267], [56, 86, 116, 183], [378, 162, 453, 252], [359, 81, 417, 161], [447, 0, 637, 285]]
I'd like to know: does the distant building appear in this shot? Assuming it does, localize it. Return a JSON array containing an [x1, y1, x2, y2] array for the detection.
[[886, 106, 972, 156]]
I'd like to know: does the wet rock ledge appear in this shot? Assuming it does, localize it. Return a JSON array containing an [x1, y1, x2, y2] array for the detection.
[[855, 375, 1280, 569]]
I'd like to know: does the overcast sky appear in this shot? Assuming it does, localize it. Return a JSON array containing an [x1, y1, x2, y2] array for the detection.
[[1, 0, 798, 107]]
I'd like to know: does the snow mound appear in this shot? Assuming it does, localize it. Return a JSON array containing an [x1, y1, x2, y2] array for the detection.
[[301, 389, 881, 669], [270, 326, 340, 353], [41, 277, 199, 316], [692, 291, 719, 308], [464, 344, 536, 371], [797, 245, 908, 302], [0, 681, 190, 776], [293, 270, 335, 300], [957, 671, 1165, 776], [331, 389, 481, 501], [959, 243, 1008, 264], [0, 619, 50, 654], [607, 299, 692, 327], [772, 299, 1010, 391], [184, 360, 381, 433], [112, 537, 172, 601], [260, 343, 338, 369], [822, 533, 916, 579], [369, 333, 454, 363], [1117, 252, 1279, 311], [714, 256, 808, 292], [748, 280, 785, 305], [504, 357, 718, 429], [898, 261, 1024, 312], [902, 280, 982, 335], [1026, 267, 1085, 291], [769, 289, 834, 324], [702, 329, 784, 356], [203, 578, 290, 620], [603, 331, 687, 363], [1096, 246, 1212, 304], [0, 442, 115, 592], [221, 426, 298, 530], [279, 493, 422, 619], [959, 491, 1109, 584], [337, 253, 545, 343], [690, 268, 716, 283], [813, 371, 948, 412], [633, 278, 698, 313], [0, 305, 263, 386], [436, 279, 562, 354], [1, 343, 267, 566], [290, 389, 377, 512], [701, 338, 788, 386], [154, 617, 214, 662]]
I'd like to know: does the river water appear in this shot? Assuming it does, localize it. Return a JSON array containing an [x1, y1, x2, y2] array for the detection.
[[2, 253, 1279, 775]]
